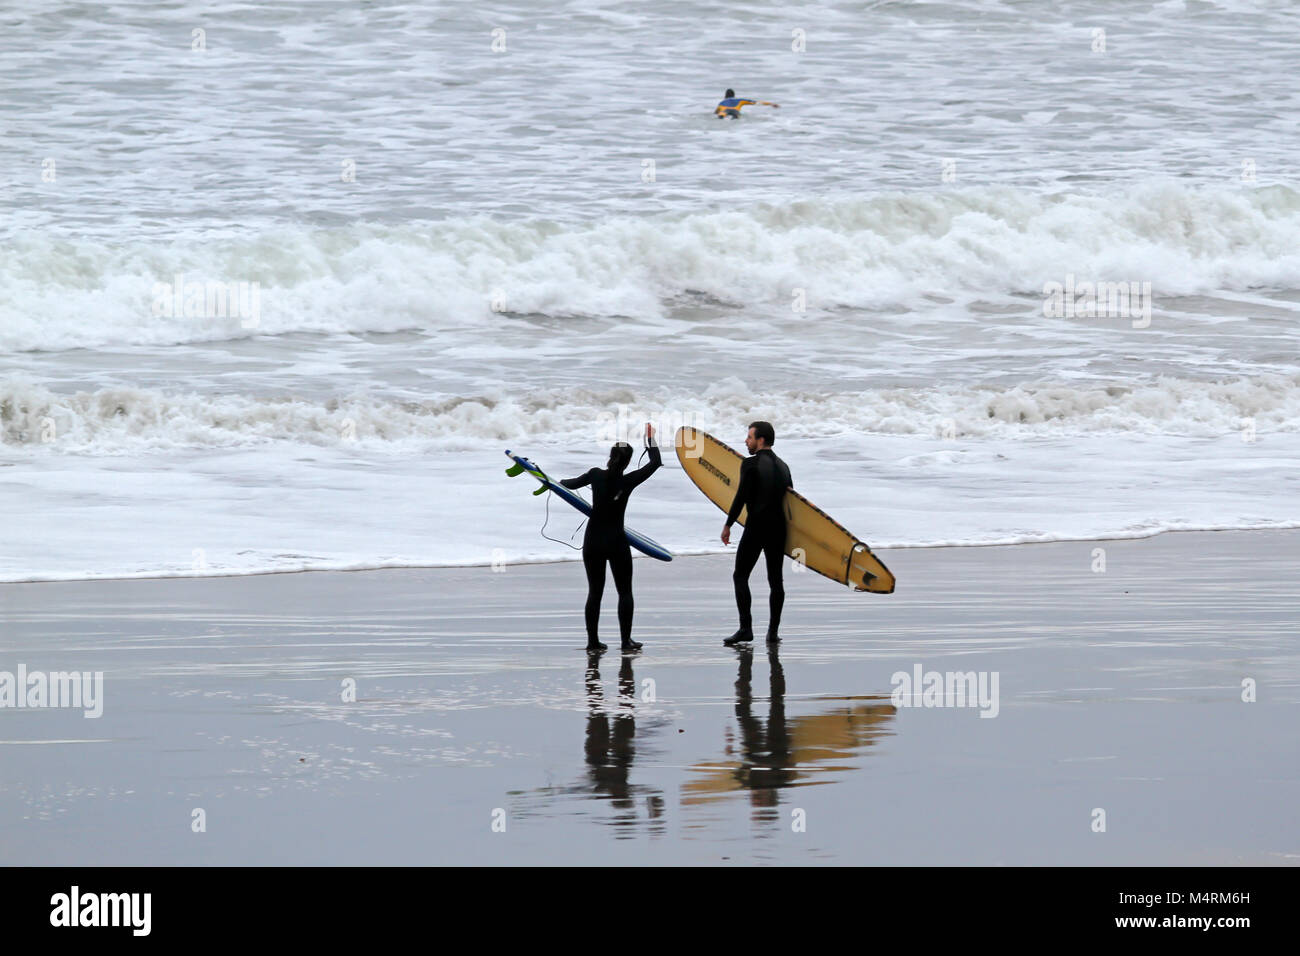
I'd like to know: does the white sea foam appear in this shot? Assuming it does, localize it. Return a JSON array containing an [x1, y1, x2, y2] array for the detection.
[[3, 373, 1297, 455], [4, 185, 1300, 352], [2, 426, 1296, 583]]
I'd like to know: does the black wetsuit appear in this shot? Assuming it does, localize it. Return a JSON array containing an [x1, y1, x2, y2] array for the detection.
[[561, 443, 662, 645], [725, 448, 793, 634]]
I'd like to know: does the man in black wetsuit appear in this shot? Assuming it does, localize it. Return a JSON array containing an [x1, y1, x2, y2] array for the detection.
[[721, 421, 792, 646], [561, 423, 662, 653]]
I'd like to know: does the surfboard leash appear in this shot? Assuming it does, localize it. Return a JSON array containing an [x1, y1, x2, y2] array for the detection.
[[538, 489, 587, 551]]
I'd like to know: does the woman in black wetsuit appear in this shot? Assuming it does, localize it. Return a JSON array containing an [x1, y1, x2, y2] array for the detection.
[[560, 422, 662, 653]]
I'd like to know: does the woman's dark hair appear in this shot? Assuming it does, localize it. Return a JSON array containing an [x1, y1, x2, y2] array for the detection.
[[749, 421, 775, 446], [608, 442, 633, 472], [725, 88, 735, 98]]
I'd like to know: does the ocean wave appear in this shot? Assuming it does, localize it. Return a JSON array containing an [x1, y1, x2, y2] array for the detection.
[[3, 374, 1296, 453], [4, 183, 1300, 351]]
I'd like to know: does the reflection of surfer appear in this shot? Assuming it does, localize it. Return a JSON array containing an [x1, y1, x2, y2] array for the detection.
[[584, 651, 636, 806], [733, 646, 794, 807], [715, 88, 780, 118], [721, 422, 793, 646], [682, 654, 896, 807], [583, 651, 667, 827], [561, 423, 661, 653]]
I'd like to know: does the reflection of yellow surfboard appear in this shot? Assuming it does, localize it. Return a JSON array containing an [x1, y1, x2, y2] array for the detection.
[[682, 696, 895, 802], [674, 426, 895, 593]]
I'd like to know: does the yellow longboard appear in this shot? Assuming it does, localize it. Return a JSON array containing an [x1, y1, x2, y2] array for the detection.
[[674, 426, 895, 593]]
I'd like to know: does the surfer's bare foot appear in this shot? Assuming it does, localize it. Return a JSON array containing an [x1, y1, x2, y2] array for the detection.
[[724, 627, 754, 646], [587, 640, 607, 652], [621, 639, 642, 653]]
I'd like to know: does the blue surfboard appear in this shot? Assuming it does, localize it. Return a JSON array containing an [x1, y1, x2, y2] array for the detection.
[[504, 450, 673, 561]]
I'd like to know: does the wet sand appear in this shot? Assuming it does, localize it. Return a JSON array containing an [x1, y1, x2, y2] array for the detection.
[[0, 530, 1296, 865]]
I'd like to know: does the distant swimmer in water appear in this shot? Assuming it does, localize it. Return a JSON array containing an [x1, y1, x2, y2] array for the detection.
[[715, 88, 780, 118]]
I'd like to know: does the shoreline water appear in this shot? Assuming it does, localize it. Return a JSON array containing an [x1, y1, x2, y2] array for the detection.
[[3, 523, 1297, 585]]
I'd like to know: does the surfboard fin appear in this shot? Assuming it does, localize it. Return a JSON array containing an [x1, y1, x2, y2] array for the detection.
[[505, 463, 525, 477], [532, 485, 548, 496]]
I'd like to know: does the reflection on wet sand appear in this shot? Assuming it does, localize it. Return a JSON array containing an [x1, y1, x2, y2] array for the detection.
[[581, 651, 666, 834], [512, 651, 667, 837], [683, 647, 895, 811], [517, 647, 892, 836]]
